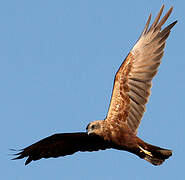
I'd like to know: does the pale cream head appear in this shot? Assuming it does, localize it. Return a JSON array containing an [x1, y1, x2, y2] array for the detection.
[[86, 120, 104, 136]]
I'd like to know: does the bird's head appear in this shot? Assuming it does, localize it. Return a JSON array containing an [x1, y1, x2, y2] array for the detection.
[[86, 120, 103, 136]]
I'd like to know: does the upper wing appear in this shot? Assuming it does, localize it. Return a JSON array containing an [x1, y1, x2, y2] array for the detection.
[[106, 5, 177, 134], [12, 133, 111, 165]]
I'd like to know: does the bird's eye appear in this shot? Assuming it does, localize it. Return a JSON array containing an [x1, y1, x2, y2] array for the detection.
[[91, 125, 95, 129]]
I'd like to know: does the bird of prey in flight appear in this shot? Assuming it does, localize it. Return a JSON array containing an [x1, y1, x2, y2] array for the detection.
[[12, 5, 177, 166]]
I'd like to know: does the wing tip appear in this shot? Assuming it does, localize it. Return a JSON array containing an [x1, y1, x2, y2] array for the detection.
[[10, 148, 32, 165], [25, 157, 32, 165], [143, 5, 175, 35], [173, 20, 178, 25], [160, 4, 165, 12], [157, 5, 174, 28]]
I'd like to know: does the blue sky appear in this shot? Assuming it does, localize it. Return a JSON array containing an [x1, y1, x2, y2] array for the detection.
[[1, 0, 184, 179]]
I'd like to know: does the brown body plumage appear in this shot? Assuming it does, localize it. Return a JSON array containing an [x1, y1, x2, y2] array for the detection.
[[12, 5, 176, 166]]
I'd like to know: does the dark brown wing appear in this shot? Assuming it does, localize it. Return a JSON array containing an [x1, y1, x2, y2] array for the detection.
[[12, 133, 111, 165], [106, 5, 177, 134]]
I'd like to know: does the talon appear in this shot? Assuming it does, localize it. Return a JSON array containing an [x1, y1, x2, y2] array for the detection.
[[139, 146, 153, 157]]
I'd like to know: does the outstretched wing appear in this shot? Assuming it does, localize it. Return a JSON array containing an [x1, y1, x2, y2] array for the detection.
[[12, 133, 111, 165], [106, 5, 177, 134]]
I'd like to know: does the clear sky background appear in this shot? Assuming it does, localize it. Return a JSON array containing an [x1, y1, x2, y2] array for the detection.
[[1, 0, 184, 179]]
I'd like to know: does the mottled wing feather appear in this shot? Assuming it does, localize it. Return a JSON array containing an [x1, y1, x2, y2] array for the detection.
[[106, 5, 177, 134], [12, 133, 111, 165]]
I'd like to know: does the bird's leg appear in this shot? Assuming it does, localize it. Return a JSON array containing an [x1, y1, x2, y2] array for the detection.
[[138, 146, 153, 157]]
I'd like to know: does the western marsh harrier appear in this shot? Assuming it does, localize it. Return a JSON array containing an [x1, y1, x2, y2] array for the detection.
[[12, 5, 177, 166]]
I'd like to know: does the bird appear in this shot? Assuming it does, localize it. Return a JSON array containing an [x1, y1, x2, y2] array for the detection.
[[12, 5, 177, 166]]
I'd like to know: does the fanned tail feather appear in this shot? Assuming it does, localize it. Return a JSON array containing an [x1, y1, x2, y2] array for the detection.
[[144, 148, 172, 165], [138, 143, 172, 166]]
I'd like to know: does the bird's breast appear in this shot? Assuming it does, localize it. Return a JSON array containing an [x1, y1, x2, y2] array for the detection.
[[105, 123, 137, 149]]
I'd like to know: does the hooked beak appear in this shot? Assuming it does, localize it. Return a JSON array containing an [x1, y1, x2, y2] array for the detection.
[[87, 129, 92, 135]]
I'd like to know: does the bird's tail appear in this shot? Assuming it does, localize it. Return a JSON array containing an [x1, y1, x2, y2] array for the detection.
[[137, 140, 172, 166]]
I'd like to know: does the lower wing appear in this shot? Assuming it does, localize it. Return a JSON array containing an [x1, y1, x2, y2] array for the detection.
[[12, 132, 111, 165]]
